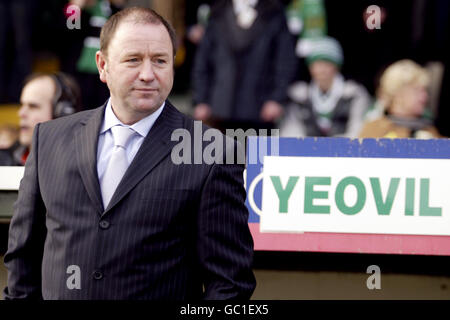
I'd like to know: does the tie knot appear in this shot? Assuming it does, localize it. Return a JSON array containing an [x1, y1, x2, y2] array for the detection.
[[111, 125, 135, 148]]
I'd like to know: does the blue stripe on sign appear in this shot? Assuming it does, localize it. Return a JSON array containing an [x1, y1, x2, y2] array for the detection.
[[278, 137, 450, 159]]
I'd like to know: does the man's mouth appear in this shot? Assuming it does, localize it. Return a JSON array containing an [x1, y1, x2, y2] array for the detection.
[[134, 88, 157, 92]]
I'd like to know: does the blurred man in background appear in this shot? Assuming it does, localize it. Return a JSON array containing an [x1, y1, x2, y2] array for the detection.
[[192, 0, 297, 131], [280, 36, 370, 137], [0, 72, 82, 166]]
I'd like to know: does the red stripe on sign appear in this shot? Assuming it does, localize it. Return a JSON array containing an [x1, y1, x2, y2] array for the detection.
[[249, 223, 450, 256]]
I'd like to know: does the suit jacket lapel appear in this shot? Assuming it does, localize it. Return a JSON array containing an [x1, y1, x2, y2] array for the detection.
[[104, 101, 183, 214], [75, 105, 105, 215]]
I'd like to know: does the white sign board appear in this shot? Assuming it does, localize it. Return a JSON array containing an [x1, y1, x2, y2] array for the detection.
[[0, 166, 25, 190], [261, 156, 450, 236]]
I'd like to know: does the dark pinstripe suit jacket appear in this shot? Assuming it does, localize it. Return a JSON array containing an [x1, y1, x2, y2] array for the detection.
[[3, 101, 256, 300]]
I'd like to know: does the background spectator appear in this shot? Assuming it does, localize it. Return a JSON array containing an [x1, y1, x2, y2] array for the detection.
[[192, 0, 297, 131], [359, 60, 442, 139], [280, 37, 370, 137], [0, 72, 82, 166], [62, 0, 126, 110]]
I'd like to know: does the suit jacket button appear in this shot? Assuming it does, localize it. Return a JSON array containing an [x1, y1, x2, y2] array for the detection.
[[93, 271, 103, 280], [99, 220, 110, 229]]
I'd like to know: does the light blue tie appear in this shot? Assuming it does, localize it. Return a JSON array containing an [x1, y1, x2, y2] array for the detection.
[[101, 125, 136, 209]]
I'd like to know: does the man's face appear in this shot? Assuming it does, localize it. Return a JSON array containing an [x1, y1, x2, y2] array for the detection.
[[18, 77, 54, 147], [96, 21, 174, 124]]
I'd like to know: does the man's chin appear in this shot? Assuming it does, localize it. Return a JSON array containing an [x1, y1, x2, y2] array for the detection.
[[135, 98, 162, 110], [133, 98, 163, 113]]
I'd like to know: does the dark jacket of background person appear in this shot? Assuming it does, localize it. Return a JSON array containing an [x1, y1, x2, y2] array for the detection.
[[359, 116, 441, 139], [280, 79, 370, 137], [3, 101, 256, 300], [0, 142, 28, 166], [0, 72, 82, 166], [192, 0, 297, 124]]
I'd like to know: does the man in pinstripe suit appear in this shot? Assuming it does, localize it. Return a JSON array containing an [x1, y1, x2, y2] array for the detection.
[[3, 7, 256, 300]]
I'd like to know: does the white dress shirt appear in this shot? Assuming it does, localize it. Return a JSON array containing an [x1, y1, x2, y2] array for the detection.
[[97, 99, 165, 184]]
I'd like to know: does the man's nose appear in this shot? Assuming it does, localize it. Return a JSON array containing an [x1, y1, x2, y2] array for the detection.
[[139, 59, 155, 82], [18, 105, 27, 119]]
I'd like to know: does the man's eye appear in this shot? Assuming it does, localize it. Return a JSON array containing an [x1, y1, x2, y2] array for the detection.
[[127, 58, 139, 62], [156, 59, 166, 64]]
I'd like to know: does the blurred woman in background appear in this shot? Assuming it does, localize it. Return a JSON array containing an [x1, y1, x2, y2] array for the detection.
[[359, 59, 443, 139]]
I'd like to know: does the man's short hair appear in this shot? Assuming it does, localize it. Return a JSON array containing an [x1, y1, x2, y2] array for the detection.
[[100, 7, 177, 58]]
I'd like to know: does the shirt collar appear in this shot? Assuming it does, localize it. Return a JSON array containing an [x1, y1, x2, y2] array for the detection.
[[100, 98, 165, 137]]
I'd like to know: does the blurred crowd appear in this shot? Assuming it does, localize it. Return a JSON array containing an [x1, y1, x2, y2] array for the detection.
[[0, 0, 449, 165]]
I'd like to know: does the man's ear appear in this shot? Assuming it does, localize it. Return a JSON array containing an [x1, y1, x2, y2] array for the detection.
[[96, 50, 108, 83]]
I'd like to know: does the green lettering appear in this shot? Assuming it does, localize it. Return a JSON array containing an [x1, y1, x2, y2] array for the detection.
[[405, 178, 415, 216], [270, 176, 299, 213], [419, 178, 442, 216], [370, 177, 400, 215], [304, 177, 331, 214], [335, 176, 366, 215]]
